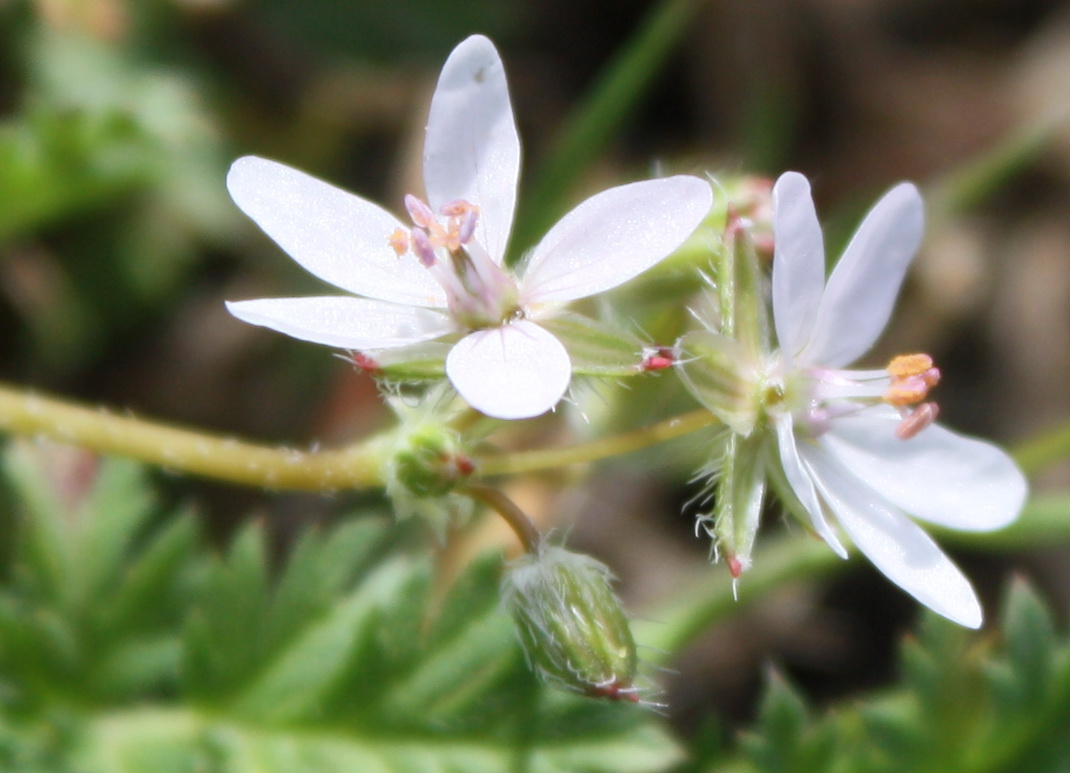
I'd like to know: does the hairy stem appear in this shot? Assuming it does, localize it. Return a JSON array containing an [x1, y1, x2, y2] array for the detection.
[[0, 383, 383, 490], [0, 383, 719, 490], [461, 484, 543, 554], [476, 409, 719, 476]]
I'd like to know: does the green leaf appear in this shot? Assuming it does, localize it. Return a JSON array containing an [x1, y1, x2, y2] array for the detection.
[[0, 441, 200, 704], [697, 578, 1070, 773], [0, 445, 681, 772], [999, 577, 1057, 706], [91, 548, 682, 773]]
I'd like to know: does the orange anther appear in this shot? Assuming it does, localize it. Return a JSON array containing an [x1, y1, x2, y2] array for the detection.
[[388, 228, 410, 256], [887, 353, 934, 379], [440, 199, 479, 217], [885, 383, 928, 406]]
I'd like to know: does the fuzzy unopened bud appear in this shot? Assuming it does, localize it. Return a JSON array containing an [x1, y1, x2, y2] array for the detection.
[[392, 423, 473, 498], [502, 546, 639, 701]]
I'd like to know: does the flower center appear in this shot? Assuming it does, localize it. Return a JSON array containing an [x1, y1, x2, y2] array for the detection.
[[388, 195, 521, 329], [790, 352, 941, 440]]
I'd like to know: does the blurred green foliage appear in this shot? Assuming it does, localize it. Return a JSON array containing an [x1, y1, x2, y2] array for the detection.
[[0, 442, 681, 772], [0, 17, 234, 374], [690, 580, 1070, 773]]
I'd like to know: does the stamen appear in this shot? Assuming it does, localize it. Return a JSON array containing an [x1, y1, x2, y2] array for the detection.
[[434, 200, 480, 252], [410, 228, 437, 267], [895, 402, 939, 440], [885, 377, 930, 406], [457, 208, 478, 244], [443, 220, 463, 253], [440, 199, 479, 217], [404, 194, 437, 229], [388, 228, 410, 256], [884, 353, 941, 406], [887, 353, 933, 379]]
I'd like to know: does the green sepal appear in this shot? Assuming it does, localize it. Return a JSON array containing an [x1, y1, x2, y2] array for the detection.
[[706, 431, 766, 572], [719, 215, 767, 353], [357, 341, 450, 381], [676, 329, 759, 435], [541, 312, 646, 377]]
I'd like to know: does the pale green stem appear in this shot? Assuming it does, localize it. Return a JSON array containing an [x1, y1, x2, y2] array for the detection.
[[0, 383, 718, 489], [475, 409, 719, 476], [0, 383, 384, 490]]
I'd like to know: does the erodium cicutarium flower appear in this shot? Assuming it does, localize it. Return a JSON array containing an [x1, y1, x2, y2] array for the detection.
[[225, 35, 712, 420], [678, 171, 1026, 628]]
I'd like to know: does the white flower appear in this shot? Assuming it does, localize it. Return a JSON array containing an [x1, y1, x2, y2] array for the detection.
[[680, 171, 1026, 628], [225, 35, 712, 420]]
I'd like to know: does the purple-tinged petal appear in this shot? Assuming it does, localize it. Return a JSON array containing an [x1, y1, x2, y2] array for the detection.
[[771, 172, 826, 358], [424, 35, 520, 265], [801, 442, 983, 628], [446, 320, 571, 419], [520, 176, 712, 306], [226, 297, 452, 350], [774, 415, 849, 558], [821, 406, 1026, 531], [227, 157, 447, 308], [800, 183, 924, 368]]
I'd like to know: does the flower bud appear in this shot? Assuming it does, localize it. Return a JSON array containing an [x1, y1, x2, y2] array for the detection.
[[724, 176, 774, 258], [390, 422, 473, 498], [502, 546, 639, 701]]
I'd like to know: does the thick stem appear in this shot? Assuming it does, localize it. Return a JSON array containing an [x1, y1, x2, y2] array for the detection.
[[0, 384, 384, 490], [461, 484, 543, 554]]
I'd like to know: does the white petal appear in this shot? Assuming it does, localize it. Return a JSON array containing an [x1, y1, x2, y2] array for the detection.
[[801, 442, 983, 628], [423, 35, 520, 264], [227, 157, 447, 308], [821, 406, 1026, 531], [520, 176, 713, 305], [771, 172, 826, 358], [800, 183, 924, 368], [774, 415, 849, 558], [445, 320, 571, 419], [226, 297, 452, 350]]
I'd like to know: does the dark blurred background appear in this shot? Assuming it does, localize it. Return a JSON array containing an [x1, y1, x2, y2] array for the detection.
[[2, 0, 1070, 735]]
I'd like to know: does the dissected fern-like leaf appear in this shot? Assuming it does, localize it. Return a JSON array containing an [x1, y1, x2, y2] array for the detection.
[[0, 442, 682, 773]]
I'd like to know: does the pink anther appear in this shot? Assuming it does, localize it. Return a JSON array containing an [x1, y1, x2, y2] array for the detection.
[[404, 194, 437, 229], [895, 402, 939, 440]]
